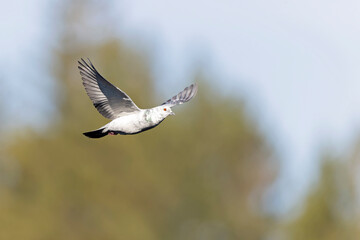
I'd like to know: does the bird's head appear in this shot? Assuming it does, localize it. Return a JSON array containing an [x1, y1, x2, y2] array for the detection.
[[156, 106, 175, 117]]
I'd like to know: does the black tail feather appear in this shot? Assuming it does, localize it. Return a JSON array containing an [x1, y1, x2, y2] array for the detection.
[[83, 128, 107, 138]]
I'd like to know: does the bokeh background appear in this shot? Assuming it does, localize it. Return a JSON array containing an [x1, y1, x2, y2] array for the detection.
[[1, 0, 360, 239]]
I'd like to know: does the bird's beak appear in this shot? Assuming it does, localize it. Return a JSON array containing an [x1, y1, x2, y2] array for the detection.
[[170, 111, 175, 116]]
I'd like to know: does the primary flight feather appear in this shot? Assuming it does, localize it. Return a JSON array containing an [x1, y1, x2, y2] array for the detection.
[[78, 58, 198, 138]]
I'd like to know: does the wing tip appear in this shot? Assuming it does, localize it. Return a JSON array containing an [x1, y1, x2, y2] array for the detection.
[[191, 83, 198, 97], [161, 82, 198, 106]]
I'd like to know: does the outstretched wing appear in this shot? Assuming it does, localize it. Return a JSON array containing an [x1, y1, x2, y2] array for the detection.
[[162, 83, 198, 107], [78, 58, 140, 119]]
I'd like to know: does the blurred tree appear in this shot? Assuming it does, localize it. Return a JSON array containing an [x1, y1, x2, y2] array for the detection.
[[286, 155, 358, 240], [0, 0, 278, 239]]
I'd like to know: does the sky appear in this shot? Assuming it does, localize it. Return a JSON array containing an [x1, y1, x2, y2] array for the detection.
[[2, 0, 360, 212], [0, 0, 56, 128]]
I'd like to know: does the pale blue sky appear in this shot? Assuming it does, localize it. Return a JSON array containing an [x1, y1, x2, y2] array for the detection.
[[2, 0, 360, 212]]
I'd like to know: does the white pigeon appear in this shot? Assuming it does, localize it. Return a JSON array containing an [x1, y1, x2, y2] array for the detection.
[[78, 58, 198, 138]]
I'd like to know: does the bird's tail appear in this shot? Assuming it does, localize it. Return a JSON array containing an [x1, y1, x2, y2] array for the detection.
[[83, 128, 107, 138]]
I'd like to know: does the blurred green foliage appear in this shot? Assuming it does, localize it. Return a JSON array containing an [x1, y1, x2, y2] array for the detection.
[[0, 1, 277, 239], [286, 151, 360, 240]]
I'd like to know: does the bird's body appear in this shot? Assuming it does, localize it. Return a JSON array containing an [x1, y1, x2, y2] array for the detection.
[[78, 58, 198, 138], [99, 107, 168, 135]]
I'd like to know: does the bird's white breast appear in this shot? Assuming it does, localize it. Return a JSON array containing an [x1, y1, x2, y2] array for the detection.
[[104, 109, 164, 134]]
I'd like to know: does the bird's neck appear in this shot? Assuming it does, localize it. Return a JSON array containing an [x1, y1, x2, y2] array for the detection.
[[144, 108, 165, 125]]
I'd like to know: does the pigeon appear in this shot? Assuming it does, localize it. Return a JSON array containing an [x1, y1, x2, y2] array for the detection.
[[78, 58, 198, 138]]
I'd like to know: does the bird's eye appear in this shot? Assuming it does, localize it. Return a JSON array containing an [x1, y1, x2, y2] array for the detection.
[[163, 108, 167, 111]]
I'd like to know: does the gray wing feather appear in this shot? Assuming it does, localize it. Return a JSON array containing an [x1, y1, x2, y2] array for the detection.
[[162, 83, 198, 107], [78, 58, 140, 120]]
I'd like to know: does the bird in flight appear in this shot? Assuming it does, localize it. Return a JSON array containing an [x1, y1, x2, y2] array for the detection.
[[78, 58, 198, 138]]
